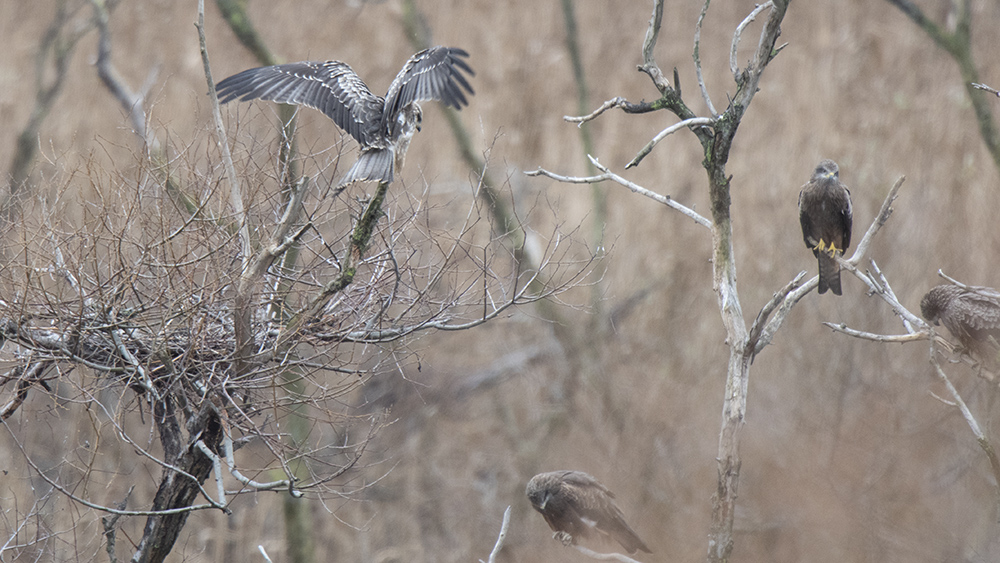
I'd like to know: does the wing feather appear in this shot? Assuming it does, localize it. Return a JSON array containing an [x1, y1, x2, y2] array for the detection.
[[958, 291, 1000, 330], [382, 46, 475, 131], [216, 61, 385, 147], [839, 185, 853, 250]]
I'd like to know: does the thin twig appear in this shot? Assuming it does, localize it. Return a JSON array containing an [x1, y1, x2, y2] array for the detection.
[[846, 176, 905, 268], [747, 271, 806, 358], [194, 440, 229, 510], [972, 82, 1000, 97], [570, 543, 642, 563], [823, 323, 928, 342], [730, 2, 773, 82], [480, 506, 511, 563], [527, 156, 711, 228], [638, 0, 671, 94], [1, 422, 220, 516], [626, 117, 715, 168], [565, 97, 629, 125], [928, 336, 1000, 510], [196, 0, 250, 265], [694, 0, 717, 116]]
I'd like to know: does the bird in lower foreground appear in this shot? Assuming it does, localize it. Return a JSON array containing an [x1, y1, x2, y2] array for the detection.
[[526, 470, 651, 554], [215, 46, 474, 186], [921, 284, 1000, 366], [798, 159, 853, 295]]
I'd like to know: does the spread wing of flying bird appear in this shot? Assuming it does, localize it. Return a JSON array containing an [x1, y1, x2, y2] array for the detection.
[[526, 470, 652, 554], [798, 159, 853, 295], [216, 46, 474, 185]]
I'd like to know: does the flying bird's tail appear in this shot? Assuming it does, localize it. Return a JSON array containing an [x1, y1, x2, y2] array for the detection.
[[340, 148, 394, 185], [817, 252, 842, 295]]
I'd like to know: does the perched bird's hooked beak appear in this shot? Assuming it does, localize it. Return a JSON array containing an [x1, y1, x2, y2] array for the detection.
[[539, 491, 551, 510]]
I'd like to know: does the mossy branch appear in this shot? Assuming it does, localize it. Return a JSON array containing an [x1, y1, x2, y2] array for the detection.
[[885, 0, 1000, 174], [277, 181, 390, 348]]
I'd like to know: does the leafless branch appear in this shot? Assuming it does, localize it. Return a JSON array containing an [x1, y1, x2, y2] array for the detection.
[[639, 0, 671, 94], [193, 440, 231, 511], [626, 117, 715, 168], [823, 323, 928, 342], [2, 423, 219, 516], [569, 543, 642, 563], [847, 176, 905, 268], [528, 156, 711, 228], [747, 272, 806, 358], [5, 0, 93, 221], [694, 0, 718, 116], [479, 506, 511, 563], [730, 2, 773, 82], [91, 0, 155, 151], [196, 0, 250, 265], [972, 82, 1000, 97], [756, 176, 907, 349], [565, 97, 630, 125], [928, 336, 1000, 504]]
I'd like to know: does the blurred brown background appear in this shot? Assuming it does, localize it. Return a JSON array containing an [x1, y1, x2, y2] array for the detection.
[[2, 0, 1000, 561]]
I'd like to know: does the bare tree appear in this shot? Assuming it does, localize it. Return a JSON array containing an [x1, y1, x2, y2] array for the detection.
[[0, 3, 591, 563], [529, 1, 911, 560]]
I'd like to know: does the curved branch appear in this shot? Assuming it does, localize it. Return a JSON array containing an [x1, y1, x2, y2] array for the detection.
[[694, 0, 717, 116], [569, 543, 642, 563], [823, 323, 928, 342], [481, 506, 511, 563], [730, 2, 772, 82], [527, 156, 712, 228], [639, 0, 671, 94], [626, 117, 715, 168], [846, 176, 905, 268]]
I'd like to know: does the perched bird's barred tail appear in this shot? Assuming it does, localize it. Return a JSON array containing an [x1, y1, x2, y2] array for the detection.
[[340, 148, 394, 185], [817, 252, 841, 295]]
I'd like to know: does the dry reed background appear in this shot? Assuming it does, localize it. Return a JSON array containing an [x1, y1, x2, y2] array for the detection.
[[2, 0, 1000, 561]]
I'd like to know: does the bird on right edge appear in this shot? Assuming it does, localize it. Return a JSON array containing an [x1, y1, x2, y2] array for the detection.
[[921, 284, 1000, 368], [798, 159, 853, 295]]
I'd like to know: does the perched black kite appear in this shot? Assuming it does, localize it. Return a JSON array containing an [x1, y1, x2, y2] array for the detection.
[[921, 284, 1000, 365], [526, 470, 651, 554], [216, 46, 474, 185], [798, 159, 853, 295]]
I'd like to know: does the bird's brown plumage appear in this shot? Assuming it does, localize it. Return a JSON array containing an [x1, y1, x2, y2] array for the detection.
[[798, 159, 853, 295], [921, 284, 1000, 366], [526, 470, 651, 554], [215, 46, 474, 185]]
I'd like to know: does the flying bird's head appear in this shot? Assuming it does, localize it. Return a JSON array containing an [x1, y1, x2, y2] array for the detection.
[[390, 104, 423, 142], [813, 159, 840, 181]]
